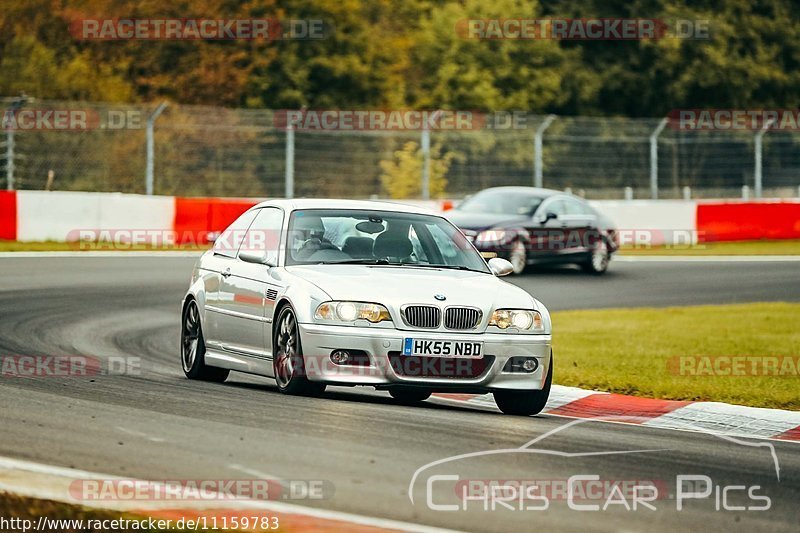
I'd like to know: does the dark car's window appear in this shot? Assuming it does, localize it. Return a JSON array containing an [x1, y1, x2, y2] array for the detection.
[[238, 207, 283, 265], [543, 199, 568, 217], [285, 209, 490, 273], [212, 209, 259, 258], [457, 189, 543, 216], [563, 197, 594, 216]]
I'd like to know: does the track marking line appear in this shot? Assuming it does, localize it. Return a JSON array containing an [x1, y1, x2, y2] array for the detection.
[[116, 426, 166, 443], [432, 385, 800, 444], [0, 455, 458, 533]]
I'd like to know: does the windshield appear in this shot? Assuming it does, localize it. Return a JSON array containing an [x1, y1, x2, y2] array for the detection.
[[457, 189, 544, 216], [285, 209, 490, 273]]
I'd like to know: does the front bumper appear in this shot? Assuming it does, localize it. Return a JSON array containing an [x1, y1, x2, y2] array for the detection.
[[297, 322, 552, 391]]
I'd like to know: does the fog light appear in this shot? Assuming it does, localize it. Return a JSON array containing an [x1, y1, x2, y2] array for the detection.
[[502, 357, 539, 373], [330, 350, 351, 364]]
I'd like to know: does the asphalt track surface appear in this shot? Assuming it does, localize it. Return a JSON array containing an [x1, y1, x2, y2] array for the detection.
[[0, 256, 798, 532]]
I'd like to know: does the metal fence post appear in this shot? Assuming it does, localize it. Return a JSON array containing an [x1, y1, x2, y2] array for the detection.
[[753, 118, 775, 199], [534, 114, 556, 188], [5, 129, 13, 190], [421, 126, 430, 201], [649, 118, 668, 199], [145, 102, 168, 196], [285, 125, 295, 199]]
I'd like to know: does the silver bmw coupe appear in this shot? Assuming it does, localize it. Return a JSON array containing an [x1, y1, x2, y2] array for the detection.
[[181, 199, 553, 415]]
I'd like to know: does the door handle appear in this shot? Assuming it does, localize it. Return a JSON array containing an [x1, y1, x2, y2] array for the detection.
[[222, 267, 231, 278]]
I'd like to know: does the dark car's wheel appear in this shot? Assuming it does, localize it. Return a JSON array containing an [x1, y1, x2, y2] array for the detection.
[[493, 352, 552, 416], [181, 300, 229, 382], [389, 387, 432, 404], [581, 238, 610, 275], [273, 306, 326, 396], [508, 239, 527, 275]]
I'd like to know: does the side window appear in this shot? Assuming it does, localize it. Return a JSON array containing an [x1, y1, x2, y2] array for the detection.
[[212, 209, 259, 258], [564, 198, 589, 216], [545, 199, 567, 217], [239, 207, 284, 264]]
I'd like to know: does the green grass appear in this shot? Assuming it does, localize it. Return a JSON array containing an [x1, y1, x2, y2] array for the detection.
[[620, 239, 800, 255], [0, 240, 210, 252], [553, 302, 800, 410]]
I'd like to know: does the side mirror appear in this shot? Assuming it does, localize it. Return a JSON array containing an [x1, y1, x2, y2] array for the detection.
[[239, 250, 275, 267], [488, 257, 514, 277], [540, 212, 558, 224]]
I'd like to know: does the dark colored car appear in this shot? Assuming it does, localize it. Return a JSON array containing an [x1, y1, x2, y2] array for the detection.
[[445, 187, 618, 275]]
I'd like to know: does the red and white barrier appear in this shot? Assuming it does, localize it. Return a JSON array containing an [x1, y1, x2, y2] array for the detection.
[[0, 190, 798, 244]]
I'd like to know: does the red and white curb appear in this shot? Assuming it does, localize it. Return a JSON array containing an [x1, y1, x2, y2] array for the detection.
[[0, 456, 455, 533], [434, 385, 800, 443]]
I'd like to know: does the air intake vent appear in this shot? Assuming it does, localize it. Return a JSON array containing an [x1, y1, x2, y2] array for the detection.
[[265, 289, 278, 301], [444, 307, 482, 330], [403, 305, 441, 329]]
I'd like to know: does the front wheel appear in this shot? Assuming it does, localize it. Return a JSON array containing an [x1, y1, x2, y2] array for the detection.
[[493, 353, 552, 416], [581, 238, 610, 274], [181, 300, 229, 382], [273, 306, 326, 396]]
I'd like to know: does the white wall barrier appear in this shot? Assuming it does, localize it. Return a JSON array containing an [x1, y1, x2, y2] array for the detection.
[[11, 191, 697, 245]]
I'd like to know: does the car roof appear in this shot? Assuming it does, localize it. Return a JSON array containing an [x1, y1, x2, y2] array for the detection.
[[251, 198, 439, 215], [473, 186, 563, 198]]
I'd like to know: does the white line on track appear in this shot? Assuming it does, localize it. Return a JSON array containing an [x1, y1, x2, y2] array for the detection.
[[228, 463, 285, 484], [115, 426, 166, 443], [0, 455, 459, 533]]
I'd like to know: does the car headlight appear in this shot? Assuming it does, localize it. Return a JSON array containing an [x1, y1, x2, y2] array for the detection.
[[314, 301, 392, 324], [489, 309, 543, 331], [475, 230, 507, 243]]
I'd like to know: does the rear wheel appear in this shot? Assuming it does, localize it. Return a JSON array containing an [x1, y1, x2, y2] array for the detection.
[[493, 353, 552, 416], [389, 387, 432, 404], [273, 306, 326, 396], [181, 300, 229, 382]]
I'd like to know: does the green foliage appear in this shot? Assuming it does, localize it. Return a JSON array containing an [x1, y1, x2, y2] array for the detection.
[[1, 0, 798, 115], [379, 141, 453, 199]]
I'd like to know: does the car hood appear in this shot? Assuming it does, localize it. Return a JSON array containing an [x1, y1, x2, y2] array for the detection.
[[285, 264, 536, 310], [444, 210, 529, 231]]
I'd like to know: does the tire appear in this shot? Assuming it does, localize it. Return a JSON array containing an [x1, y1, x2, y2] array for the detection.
[[181, 300, 229, 382], [273, 305, 326, 396], [493, 352, 553, 416], [508, 239, 527, 275], [581, 238, 610, 275], [389, 387, 432, 404]]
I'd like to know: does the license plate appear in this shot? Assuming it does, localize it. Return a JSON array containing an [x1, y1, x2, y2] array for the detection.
[[402, 338, 483, 358]]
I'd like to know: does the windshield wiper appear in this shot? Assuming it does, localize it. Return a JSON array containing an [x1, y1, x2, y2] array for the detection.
[[403, 263, 488, 273], [319, 258, 396, 265]]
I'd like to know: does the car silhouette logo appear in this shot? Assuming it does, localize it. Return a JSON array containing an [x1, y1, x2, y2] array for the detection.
[[434, 294, 446, 301]]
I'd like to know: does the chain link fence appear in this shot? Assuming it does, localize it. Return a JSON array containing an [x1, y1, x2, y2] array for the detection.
[[2, 99, 800, 200]]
